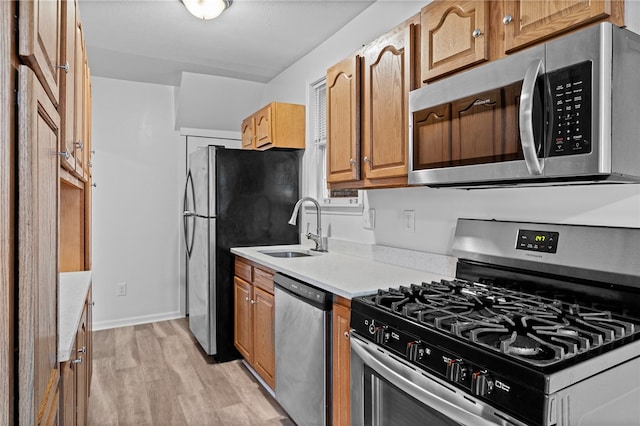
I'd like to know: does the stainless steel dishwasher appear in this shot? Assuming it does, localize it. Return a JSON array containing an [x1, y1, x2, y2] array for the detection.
[[274, 273, 332, 426]]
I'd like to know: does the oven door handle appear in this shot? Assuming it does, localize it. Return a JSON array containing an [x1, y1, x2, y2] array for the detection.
[[519, 59, 545, 176], [351, 336, 506, 426]]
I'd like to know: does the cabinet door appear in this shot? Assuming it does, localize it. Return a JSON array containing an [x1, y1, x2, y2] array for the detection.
[[60, 0, 77, 172], [326, 55, 361, 183], [75, 306, 88, 426], [18, 0, 62, 106], [362, 24, 412, 181], [241, 116, 255, 149], [17, 65, 60, 425], [254, 105, 272, 149], [253, 287, 275, 389], [233, 277, 253, 362], [503, 0, 624, 53], [332, 301, 351, 426], [73, 19, 86, 179], [420, 0, 489, 83]]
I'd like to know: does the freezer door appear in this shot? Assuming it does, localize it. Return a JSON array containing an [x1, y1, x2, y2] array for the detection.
[[189, 146, 217, 218], [188, 216, 217, 355]]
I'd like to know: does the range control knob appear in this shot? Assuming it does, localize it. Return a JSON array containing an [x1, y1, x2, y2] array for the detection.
[[471, 371, 494, 396], [446, 360, 468, 383], [373, 326, 389, 344], [406, 341, 424, 361]]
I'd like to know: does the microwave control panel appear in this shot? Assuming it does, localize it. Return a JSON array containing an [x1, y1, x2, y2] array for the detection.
[[548, 61, 592, 157]]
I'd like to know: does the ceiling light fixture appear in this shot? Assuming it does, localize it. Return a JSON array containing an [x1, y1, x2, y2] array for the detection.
[[182, 0, 231, 20]]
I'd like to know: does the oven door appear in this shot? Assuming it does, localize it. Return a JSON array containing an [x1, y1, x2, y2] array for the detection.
[[350, 333, 526, 426]]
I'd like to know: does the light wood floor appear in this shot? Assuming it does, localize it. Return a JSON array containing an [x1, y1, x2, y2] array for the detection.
[[88, 318, 293, 425]]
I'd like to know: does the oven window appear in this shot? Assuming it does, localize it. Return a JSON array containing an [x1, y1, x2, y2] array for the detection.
[[363, 366, 461, 426], [412, 80, 545, 170]]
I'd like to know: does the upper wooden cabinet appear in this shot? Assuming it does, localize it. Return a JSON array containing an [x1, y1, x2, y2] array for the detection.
[[19, 0, 62, 107], [503, 0, 624, 52], [421, 0, 489, 83], [420, 0, 624, 83], [60, 0, 77, 172], [241, 116, 255, 149], [241, 102, 305, 150], [327, 15, 418, 190], [326, 55, 361, 184]]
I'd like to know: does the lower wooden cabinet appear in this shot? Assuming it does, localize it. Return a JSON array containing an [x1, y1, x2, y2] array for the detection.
[[234, 257, 276, 389], [332, 296, 351, 426], [59, 288, 92, 426]]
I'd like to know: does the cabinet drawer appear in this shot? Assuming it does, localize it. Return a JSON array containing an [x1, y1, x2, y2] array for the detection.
[[235, 258, 253, 282], [254, 268, 274, 294]]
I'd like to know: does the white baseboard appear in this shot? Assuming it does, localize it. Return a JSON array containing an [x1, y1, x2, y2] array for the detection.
[[92, 310, 184, 331]]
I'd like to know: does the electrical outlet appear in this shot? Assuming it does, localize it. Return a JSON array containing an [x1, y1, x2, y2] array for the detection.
[[116, 282, 127, 296], [363, 209, 375, 230], [402, 210, 415, 232]]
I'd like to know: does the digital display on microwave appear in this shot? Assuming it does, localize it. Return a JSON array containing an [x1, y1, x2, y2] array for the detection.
[[547, 61, 592, 157], [516, 229, 559, 253]]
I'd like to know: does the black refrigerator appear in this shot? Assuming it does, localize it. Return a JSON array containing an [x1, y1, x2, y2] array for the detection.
[[183, 145, 300, 362]]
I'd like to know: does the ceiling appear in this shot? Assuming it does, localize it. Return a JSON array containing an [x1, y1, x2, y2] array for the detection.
[[78, 0, 376, 86]]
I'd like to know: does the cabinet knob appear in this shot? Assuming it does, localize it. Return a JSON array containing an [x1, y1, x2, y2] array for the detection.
[[245, 296, 250, 302], [56, 61, 70, 74], [472, 28, 482, 38], [349, 158, 356, 165], [250, 299, 256, 305], [56, 150, 70, 160], [72, 357, 83, 364], [75, 141, 84, 150], [78, 346, 86, 354], [363, 156, 370, 163], [91, 183, 97, 188], [343, 331, 350, 340], [503, 15, 513, 25], [91, 301, 95, 306]]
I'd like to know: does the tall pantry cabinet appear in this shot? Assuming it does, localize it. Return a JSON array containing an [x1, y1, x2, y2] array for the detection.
[[1, 0, 93, 424]]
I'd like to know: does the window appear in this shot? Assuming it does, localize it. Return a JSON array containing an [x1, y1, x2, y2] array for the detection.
[[311, 78, 360, 207]]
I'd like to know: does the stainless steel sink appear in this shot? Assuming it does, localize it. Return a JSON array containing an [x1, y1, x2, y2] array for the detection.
[[259, 249, 319, 258]]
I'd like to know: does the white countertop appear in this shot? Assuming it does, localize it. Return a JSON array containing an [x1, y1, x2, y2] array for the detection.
[[59, 271, 92, 362], [231, 245, 451, 299]]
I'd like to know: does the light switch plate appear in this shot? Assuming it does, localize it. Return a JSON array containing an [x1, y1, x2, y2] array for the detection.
[[363, 209, 375, 230], [403, 210, 415, 232]]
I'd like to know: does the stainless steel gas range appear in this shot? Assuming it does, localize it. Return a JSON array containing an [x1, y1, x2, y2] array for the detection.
[[350, 219, 640, 426]]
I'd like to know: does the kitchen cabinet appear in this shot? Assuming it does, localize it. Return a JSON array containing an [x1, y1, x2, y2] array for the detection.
[[420, 0, 489, 83], [18, 0, 62, 107], [240, 102, 305, 150], [234, 257, 276, 389], [327, 15, 419, 190], [17, 64, 60, 426], [420, 0, 624, 83], [241, 116, 255, 149], [6, 1, 93, 423], [332, 296, 351, 426], [59, 279, 93, 426], [502, 0, 624, 53]]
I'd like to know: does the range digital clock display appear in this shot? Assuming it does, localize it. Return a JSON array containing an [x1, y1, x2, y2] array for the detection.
[[516, 229, 559, 253]]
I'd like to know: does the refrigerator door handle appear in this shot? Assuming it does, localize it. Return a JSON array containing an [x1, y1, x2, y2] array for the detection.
[[183, 171, 196, 258]]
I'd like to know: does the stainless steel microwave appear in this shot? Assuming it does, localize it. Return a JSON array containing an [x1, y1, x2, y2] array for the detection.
[[408, 23, 640, 187]]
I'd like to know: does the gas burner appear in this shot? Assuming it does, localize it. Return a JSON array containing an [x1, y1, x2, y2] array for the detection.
[[501, 333, 543, 356]]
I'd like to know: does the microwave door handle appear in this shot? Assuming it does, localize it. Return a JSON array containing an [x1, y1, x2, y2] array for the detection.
[[519, 59, 545, 176], [351, 337, 500, 426]]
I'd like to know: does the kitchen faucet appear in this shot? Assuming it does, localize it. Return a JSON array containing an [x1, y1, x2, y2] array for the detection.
[[288, 197, 327, 252]]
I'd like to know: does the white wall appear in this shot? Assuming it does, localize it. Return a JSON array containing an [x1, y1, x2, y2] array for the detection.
[[261, 1, 640, 257], [91, 76, 183, 329]]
